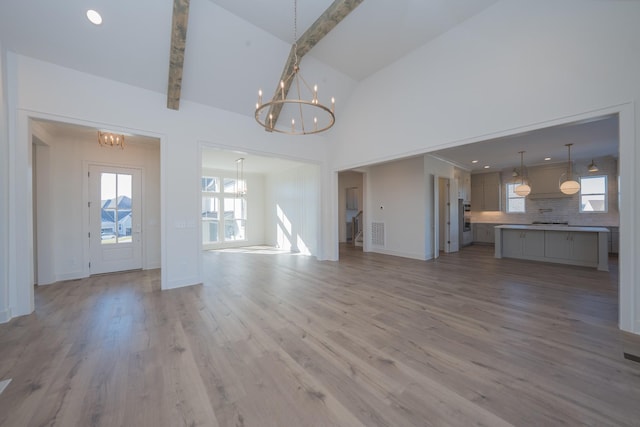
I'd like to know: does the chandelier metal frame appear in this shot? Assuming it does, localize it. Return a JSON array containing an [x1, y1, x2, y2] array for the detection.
[[254, 0, 335, 135], [98, 131, 125, 149]]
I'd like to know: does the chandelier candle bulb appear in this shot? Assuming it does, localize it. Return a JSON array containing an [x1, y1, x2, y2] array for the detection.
[[253, 0, 336, 135], [331, 97, 335, 112]]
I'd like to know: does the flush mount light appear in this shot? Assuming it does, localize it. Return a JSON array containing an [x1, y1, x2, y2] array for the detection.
[[471, 160, 479, 164], [86, 9, 102, 25], [483, 165, 490, 169], [544, 157, 551, 161]]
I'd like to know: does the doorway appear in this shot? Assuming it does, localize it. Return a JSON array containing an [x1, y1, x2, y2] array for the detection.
[[89, 165, 143, 274]]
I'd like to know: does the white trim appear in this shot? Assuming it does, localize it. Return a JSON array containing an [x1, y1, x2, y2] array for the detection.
[[164, 276, 202, 290], [54, 271, 85, 282], [0, 307, 10, 323], [369, 248, 427, 261]]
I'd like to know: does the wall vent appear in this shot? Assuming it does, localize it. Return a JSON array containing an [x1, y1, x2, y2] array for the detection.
[[371, 222, 385, 246]]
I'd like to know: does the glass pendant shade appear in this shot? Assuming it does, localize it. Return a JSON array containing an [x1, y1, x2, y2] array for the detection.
[[560, 180, 580, 195], [514, 183, 531, 196], [559, 143, 580, 195], [514, 151, 531, 197]]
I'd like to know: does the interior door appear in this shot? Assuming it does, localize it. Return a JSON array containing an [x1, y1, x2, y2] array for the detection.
[[89, 165, 142, 274]]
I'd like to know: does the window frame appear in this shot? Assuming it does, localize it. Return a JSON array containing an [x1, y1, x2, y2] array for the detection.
[[201, 173, 248, 245], [505, 182, 526, 213], [579, 175, 608, 213]]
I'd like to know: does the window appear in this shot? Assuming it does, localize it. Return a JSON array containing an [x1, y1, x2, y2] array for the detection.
[[506, 183, 525, 213], [201, 174, 246, 244], [580, 175, 607, 212]]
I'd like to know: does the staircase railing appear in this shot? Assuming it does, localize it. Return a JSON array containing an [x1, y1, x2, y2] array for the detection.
[[352, 210, 363, 246]]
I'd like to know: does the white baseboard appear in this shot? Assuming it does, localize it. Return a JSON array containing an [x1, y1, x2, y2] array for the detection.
[[163, 275, 202, 290], [0, 307, 11, 324], [370, 248, 427, 261], [55, 271, 86, 282]]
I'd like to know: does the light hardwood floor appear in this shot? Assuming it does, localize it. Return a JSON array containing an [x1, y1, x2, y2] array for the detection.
[[1, 245, 639, 426]]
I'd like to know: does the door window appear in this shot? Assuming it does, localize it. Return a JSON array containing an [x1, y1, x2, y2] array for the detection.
[[100, 172, 133, 244]]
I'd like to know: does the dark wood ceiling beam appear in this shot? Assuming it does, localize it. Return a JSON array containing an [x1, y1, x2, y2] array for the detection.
[[266, 0, 364, 130], [167, 0, 190, 110]]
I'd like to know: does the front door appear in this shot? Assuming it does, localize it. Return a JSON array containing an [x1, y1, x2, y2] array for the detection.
[[89, 165, 142, 274]]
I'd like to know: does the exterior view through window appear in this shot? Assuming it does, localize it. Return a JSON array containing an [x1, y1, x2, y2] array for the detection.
[[506, 183, 525, 213], [100, 172, 133, 244], [202, 175, 246, 245], [580, 175, 607, 212]]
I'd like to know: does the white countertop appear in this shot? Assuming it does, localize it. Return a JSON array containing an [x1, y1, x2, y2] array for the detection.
[[495, 224, 610, 232]]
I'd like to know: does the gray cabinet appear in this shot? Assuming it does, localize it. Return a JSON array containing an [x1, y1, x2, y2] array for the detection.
[[471, 172, 501, 211], [496, 226, 608, 271], [502, 229, 545, 259], [473, 223, 496, 244], [544, 231, 598, 265]]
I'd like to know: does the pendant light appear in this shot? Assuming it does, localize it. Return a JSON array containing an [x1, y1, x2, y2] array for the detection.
[[559, 143, 580, 195], [588, 159, 599, 173], [514, 151, 531, 196]]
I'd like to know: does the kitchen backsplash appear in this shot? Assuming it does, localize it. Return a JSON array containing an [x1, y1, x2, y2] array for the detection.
[[471, 156, 619, 226]]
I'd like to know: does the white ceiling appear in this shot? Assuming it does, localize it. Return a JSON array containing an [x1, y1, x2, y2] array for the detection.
[[2, 0, 619, 172], [0, 0, 499, 118], [429, 114, 619, 173]]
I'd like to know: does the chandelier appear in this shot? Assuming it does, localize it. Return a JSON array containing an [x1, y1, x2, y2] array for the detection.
[[514, 151, 531, 196], [98, 131, 125, 149], [254, 0, 335, 135], [559, 143, 580, 195]]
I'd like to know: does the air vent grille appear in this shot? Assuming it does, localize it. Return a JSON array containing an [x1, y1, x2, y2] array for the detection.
[[371, 222, 385, 246]]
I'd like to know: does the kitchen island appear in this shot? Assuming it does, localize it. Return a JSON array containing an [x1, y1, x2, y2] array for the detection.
[[494, 224, 610, 271]]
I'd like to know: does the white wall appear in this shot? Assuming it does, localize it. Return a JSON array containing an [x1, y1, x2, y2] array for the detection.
[[265, 165, 320, 255], [200, 168, 266, 249], [31, 123, 161, 283], [366, 156, 426, 260], [0, 42, 9, 322], [4, 53, 331, 318], [338, 171, 363, 242], [333, 0, 640, 333]]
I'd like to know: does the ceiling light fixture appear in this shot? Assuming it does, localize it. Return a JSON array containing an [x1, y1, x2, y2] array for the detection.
[[588, 159, 599, 173], [544, 157, 551, 161], [483, 165, 490, 169], [255, 0, 335, 135], [86, 9, 102, 25], [514, 151, 531, 197], [559, 143, 580, 195], [471, 160, 479, 164], [98, 131, 125, 149]]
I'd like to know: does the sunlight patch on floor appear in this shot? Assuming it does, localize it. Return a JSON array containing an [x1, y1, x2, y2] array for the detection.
[[209, 245, 306, 255], [0, 379, 11, 395]]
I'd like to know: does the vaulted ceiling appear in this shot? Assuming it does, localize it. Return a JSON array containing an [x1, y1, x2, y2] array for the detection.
[[1, 0, 620, 170], [0, 0, 499, 118]]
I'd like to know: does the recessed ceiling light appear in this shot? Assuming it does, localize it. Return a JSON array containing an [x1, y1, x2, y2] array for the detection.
[[484, 165, 490, 169], [544, 157, 551, 161], [471, 160, 479, 164], [87, 9, 102, 25]]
